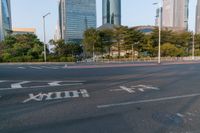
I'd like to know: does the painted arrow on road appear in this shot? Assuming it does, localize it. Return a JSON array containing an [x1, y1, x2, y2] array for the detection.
[[110, 85, 159, 93], [11, 81, 31, 89]]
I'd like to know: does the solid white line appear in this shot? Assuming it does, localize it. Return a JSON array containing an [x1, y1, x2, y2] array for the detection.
[[11, 81, 31, 88], [97, 93, 200, 109], [0, 80, 6, 83], [0, 83, 83, 91]]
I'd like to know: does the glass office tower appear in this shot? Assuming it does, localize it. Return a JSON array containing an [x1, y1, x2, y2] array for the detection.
[[196, 0, 200, 33], [102, 0, 121, 25], [0, 0, 12, 41], [59, 0, 96, 43], [162, 0, 189, 31]]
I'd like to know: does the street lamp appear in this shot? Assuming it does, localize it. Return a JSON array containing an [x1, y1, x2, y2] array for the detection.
[[153, 2, 162, 64], [43, 12, 51, 62]]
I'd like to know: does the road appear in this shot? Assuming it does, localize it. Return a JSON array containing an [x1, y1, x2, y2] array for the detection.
[[1, 62, 200, 133]]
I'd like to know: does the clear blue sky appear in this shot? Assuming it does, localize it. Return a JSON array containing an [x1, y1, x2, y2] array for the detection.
[[11, 0, 197, 42]]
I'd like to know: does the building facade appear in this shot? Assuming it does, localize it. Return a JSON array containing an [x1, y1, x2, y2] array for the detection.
[[102, 0, 121, 25], [12, 28, 36, 35], [196, 0, 200, 34], [0, 0, 12, 41], [162, 0, 189, 31], [59, 0, 96, 43]]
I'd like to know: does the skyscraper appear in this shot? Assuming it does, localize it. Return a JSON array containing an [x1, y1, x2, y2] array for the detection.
[[102, 0, 121, 25], [59, 0, 96, 43], [162, 0, 189, 31], [0, 0, 12, 41], [196, 0, 200, 34]]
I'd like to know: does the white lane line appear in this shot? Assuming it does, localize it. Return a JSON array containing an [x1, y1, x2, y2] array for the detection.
[[97, 93, 200, 109], [48, 81, 62, 86], [29, 66, 42, 69], [0, 80, 6, 83], [0, 83, 83, 91], [11, 81, 31, 88]]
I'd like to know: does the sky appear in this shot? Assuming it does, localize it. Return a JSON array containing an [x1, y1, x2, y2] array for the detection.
[[11, 0, 197, 42]]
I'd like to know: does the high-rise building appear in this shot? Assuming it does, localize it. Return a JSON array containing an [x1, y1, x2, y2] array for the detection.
[[59, 0, 96, 43], [0, 0, 12, 41], [155, 7, 163, 27], [102, 0, 121, 25], [196, 0, 200, 34], [162, 0, 189, 31]]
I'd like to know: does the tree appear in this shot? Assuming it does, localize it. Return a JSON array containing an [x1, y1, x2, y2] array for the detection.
[[113, 26, 128, 58], [161, 43, 184, 57], [0, 34, 43, 62], [83, 28, 100, 58], [98, 29, 113, 58], [123, 28, 144, 54]]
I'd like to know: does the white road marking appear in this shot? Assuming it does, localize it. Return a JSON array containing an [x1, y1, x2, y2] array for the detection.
[[23, 89, 89, 103], [97, 93, 200, 109], [41, 66, 59, 69], [120, 86, 135, 93], [0, 80, 6, 83], [29, 66, 42, 69], [48, 81, 62, 86], [0, 82, 83, 91], [176, 113, 184, 118], [11, 81, 31, 88], [111, 85, 159, 93], [18, 67, 26, 69]]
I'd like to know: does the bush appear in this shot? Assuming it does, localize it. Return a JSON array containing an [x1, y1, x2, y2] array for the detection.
[[60, 57, 76, 62]]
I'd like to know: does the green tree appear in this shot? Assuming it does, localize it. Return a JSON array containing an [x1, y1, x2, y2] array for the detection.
[[0, 34, 43, 62], [161, 43, 184, 57], [83, 28, 100, 58], [113, 26, 128, 58]]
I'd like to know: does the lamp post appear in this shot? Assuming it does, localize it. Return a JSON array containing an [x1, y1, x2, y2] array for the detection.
[[153, 2, 161, 64], [43, 12, 50, 62]]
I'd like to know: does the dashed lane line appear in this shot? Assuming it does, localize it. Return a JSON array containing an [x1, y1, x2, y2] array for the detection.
[[97, 93, 200, 109]]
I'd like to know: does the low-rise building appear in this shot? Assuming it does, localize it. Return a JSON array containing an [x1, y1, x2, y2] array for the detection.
[[12, 28, 36, 35]]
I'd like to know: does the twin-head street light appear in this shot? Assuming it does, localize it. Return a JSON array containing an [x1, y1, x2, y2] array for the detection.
[[153, 2, 161, 64], [43, 12, 51, 62]]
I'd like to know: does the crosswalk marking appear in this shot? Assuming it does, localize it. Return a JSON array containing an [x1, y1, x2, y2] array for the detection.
[[11, 81, 31, 88]]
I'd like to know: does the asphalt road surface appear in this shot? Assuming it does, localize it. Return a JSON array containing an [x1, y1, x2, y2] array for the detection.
[[1, 63, 200, 133]]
